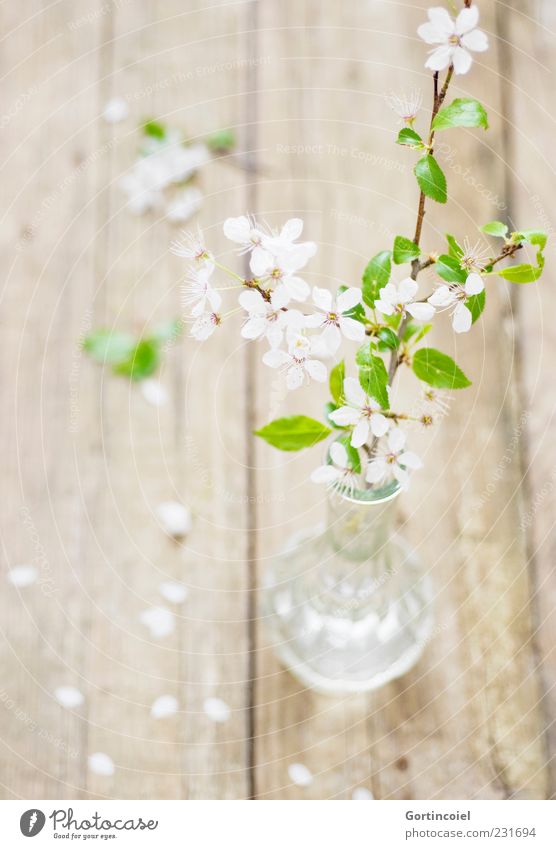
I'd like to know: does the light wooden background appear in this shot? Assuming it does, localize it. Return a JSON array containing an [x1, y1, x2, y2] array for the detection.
[[1, 0, 555, 800]]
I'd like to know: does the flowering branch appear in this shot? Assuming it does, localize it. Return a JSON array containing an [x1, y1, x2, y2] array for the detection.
[[173, 1, 547, 496]]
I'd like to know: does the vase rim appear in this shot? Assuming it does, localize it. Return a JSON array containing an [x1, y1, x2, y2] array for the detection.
[[332, 478, 402, 506]]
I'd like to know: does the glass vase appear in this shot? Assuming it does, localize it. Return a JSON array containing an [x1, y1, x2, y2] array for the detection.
[[262, 479, 433, 694]]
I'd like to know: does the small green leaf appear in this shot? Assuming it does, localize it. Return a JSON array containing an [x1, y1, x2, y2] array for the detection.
[[432, 98, 489, 132], [414, 155, 447, 204], [396, 127, 424, 149], [446, 233, 464, 259], [467, 289, 486, 324], [512, 229, 548, 251], [362, 251, 392, 307], [356, 346, 389, 409], [205, 128, 236, 152], [329, 360, 345, 405], [113, 339, 160, 381], [337, 435, 362, 474], [83, 330, 136, 364], [481, 221, 508, 238], [412, 348, 471, 389], [404, 322, 433, 345], [143, 119, 166, 140], [436, 254, 467, 284], [254, 415, 332, 451], [496, 260, 544, 283], [393, 235, 421, 265], [377, 327, 400, 351]]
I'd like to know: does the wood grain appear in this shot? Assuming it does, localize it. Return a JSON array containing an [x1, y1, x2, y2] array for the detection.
[[0, 0, 553, 800]]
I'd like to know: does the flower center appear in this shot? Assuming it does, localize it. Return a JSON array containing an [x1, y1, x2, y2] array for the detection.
[[449, 34, 461, 46], [326, 311, 340, 325], [271, 267, 283, 280]]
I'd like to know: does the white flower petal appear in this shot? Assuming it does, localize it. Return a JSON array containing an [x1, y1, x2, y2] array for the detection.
[[156, 501, 192, 537], [320, 324, 342, 354], [281, 218, 303, 241], [343, 376, 366, 408], [311, 465, 341, 484], [55, 686, 84, 709], [270, 285, 291, 309], [249, 250, 271, 277], [428, 6, 456, 36], [366, 458, 387, 484], [103, 97, 129, 124], [242, 315, 267, 340], [464, 272, 484, 296], [407, 301, 435, 321], [239, 289, 265, 313], [88, 752, 115, 777], [159, 581, 188, 604], [286, 364, 305, 390], [456, 6, 479, 35], [139, 606, 175, 639], [393, 465, 410, 487], [452, 302, 472, 333], [304, 359, 328, 383], [223, 215, 250, 243], [428, 285, 454, 307], [339, 316, 365, 342], [461, 28, 488, 52], [370, 412, 389, 438], [288, 763, 313, 787], [398, 277, 418, 303], [388, 427, 406, 453], [7, 565, 38, 587], [262, 348, 290, 369], [418, 22, 447, 45], [425, 44, 455, 72], [374, 298, 394, 316], [336, 287, 362, 314], [399, 450, 423, 470], [285, 275, 309, 301], [329, 405, 360, 426], [151, 695, 178, 719], [329, 441, 349, 469], [452, 46, 473, 75], [351, 417, 370, 448], [311, 286, 333, 312], [204, 696, 230, 723]]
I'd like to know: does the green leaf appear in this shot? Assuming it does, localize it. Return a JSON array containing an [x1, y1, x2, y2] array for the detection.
[[362, 251, 391, 307], [467, 289, 486, 324], [436, 254, 467, 284], [404, 322, 433, 345], [205, 128, 236, 152], [149, 319, 182, 344], [83, 330, 136, 364], [396, 127, 424, 149], [393, 235, 421, 265], [113, 339, 160, 381], [356, 345, 389, 408], [377, 327, 400, 351], [412, 348, 471, 389], [446, 233, 464, 259], [329, 360, 345, 405], [496, 259, 544, 284], [512, 229, 548, 251], [481, 220, 508, 238], [337, 435, 362, 474], [414, 155, 447, 204], [432, 98, 489, 132], [143, 119, 166, 140], [254, 415, 332, 451]]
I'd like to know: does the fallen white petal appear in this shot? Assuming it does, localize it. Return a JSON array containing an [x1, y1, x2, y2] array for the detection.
[[102, 97, 129, 124], [139, 606, 175, 639], [352, 786, 374, 800], [288, 762, 313, 787], [203, 697, 230, 723], [54, 686, 84, 709], [7, 565, 38, 587], [159, 581, 188, 604], [88, 752, 115, 777], [156, 501, 192, 538], [151, 695, 178, 719], [141, 379, 169, 407]]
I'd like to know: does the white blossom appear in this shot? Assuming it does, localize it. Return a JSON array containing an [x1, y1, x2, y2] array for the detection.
[[311, 441, 358, 495], [262, 332, 327, 390], [288, 763, 313, 787], [428, 271, 484, 333], [88, 752, 115, 777], [329, 377, 389, 447], [55, 686, 84, 709], [203, 697, 230, 723], [238, 289, 304, 347], [170, 228, 214, 271], [156, 501, 192, 537], [181, 268, 221, 317], [418, 6, 489, 75], [139, 606, 175, 639], [250, 246, 312, 307], [7, 565, 37, 587], [304, 287, 366, 353], [166, 187, 203, 223], [374, 278, 435, 321], [366, 428, 422, 489], [223, 215, 274, 268], [151, 695, 178, 719], [102, 97, 129, 124], [191, 311, 221, 341], [385, 88, 423, 124]]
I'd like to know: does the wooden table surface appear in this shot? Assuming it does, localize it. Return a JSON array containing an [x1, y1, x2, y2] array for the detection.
[[1, 0, 555, 800]]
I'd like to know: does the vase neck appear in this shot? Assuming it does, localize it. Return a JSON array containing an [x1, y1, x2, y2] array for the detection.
[[325, 490, 399, 560]]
